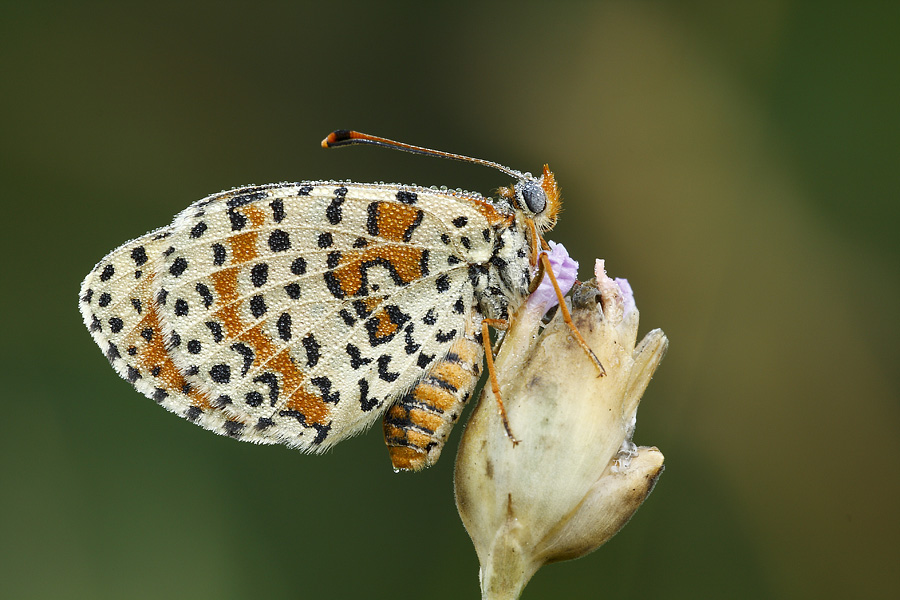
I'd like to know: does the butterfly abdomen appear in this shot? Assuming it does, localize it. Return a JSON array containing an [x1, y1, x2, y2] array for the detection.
[[383, 315, 484, 471]]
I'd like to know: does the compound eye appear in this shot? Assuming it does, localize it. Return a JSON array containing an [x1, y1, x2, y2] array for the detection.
[[519, 181, 546, 214]]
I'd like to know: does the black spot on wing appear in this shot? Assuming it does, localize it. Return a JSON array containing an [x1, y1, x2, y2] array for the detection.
[[302, 334, 321, 367], [169, 257, 188, 277], [291, 256, 307, 275], [268, 230, 291, 252], [270, 198, 285, 222], [109, 317, 123, 333], [190, 221, 208, 238], [310, 376, 340, 404], [212, 243, 227, 266], [250, 295, 267, 317], [196, 282, 214, 308], [276, 312, 292, 341], [251, 263, 268, 287], [327, 251, 342, 269], [436, 329, 457, 343], [327, 187, 347, 224], [358, 379, 379, 412], [252, 372, 280, 406], [210, 363, 231, 383], [205, 321, 223, 343], [377, 355, 399, 382], [223, 420, 245, 437], [346, 344, 372, 369], [285, 283, 302, 299], [131, 246, 148, 266], [404, 324, 420, 355], [396, 190, 417, 204], [227, 189, 267, 208], [339, 309, 355, 326], [417, 352, 435, 369], [230, 342, 255, 376], [228, 208, 246, 231], [366, 202, 380, 236]]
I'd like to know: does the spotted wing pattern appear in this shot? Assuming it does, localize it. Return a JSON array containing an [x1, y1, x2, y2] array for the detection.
[[80, 182, 506, 456], [79, 225, 260, 439]]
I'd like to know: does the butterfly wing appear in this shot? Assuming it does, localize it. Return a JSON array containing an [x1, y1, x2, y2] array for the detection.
[[85, 182, 498, 451]]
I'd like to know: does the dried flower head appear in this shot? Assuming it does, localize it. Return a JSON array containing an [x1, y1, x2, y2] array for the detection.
[[455, 254, 667, 599]]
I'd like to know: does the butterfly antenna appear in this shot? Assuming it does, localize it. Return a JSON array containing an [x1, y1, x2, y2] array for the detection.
[[322, 130, 525, 180]]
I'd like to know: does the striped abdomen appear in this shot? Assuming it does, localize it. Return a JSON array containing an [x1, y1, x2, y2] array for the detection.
[[383, 318, 484, 471]]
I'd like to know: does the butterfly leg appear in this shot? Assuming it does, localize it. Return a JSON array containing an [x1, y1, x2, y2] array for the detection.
[[480, 317, 520, 445], [539, 251, 606, 377], [383, 313, 485, 471]]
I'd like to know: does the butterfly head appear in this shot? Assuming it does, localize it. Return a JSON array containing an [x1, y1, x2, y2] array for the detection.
[[501, 165, 561, 234]]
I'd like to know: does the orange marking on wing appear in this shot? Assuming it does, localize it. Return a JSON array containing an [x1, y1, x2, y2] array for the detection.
[[130, 283, 210, 409], [471, 195, 514, 227], [271, 352, 328, 425], [241, 204, 267, 228], [226, 206, 267, 264], [375, 202, 422, 242], [370, 308, 401, 339], [229, 231, 258, 263], [362, 297, 384, 312], [211, 268, 244, 335], [331, 245, 425, 296], [210, 267, 327, 424]]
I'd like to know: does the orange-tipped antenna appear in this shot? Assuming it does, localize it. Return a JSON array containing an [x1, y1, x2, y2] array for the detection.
[[322, 130, 525, 180]]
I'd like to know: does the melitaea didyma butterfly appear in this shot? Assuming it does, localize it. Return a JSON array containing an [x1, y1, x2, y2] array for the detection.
[[78, 130, 596, 471]]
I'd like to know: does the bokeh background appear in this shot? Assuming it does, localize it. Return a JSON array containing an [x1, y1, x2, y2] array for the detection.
[[2, 2, 897, 598]]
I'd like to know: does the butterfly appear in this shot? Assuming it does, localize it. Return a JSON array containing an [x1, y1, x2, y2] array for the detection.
[[78, 130, 595, 471]]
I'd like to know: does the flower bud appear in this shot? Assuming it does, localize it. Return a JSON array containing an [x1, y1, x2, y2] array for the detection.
[[455, 258, 667, 599]]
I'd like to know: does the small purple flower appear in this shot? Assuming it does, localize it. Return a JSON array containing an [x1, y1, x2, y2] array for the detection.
[[526, 241, 578, 315]]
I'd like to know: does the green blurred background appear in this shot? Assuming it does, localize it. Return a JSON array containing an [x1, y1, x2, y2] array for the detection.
[[2, 1, 898, 598]]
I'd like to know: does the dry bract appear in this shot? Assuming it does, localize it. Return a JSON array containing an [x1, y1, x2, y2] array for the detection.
[[455, 259, 667, 600]]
